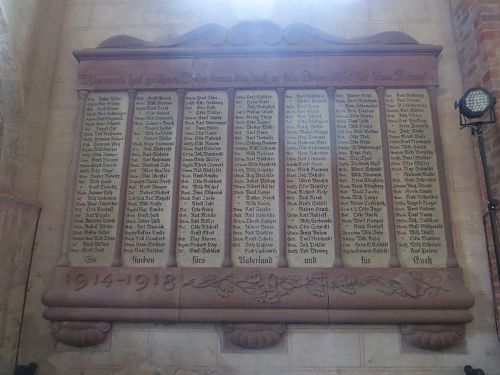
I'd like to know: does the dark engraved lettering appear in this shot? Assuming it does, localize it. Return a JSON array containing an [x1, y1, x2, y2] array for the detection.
[[285, 90, 335, 266], [70, 93, 128, 266], [232, 91, 280, 266], [386, 89, 446, 267], [123, 92, 178, 266], [177, 91, 228, 266], [335, 89, 389, 267]]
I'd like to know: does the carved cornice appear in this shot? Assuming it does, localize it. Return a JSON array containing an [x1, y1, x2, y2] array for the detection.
[[97, 21, 419, 49], [74, 20, 442, 61]]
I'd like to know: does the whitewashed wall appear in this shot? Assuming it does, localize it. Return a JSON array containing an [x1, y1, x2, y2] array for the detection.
[[0, 0, 64, 373]]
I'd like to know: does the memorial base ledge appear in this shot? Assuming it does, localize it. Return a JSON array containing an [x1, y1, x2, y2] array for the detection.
[[43, 266, 473, 351]]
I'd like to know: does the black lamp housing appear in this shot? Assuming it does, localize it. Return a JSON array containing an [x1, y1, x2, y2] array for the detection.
[[456, 87, 497, 127]]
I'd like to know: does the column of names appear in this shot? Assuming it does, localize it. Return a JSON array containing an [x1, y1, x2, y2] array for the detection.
[[123, 92, 178, 266], [285, 89, 335, 267], [70, 93, 128, 266], [335, 89, 389, 267], [232, 91, 279, 266], [386, 89, 446, 267], [177, 91, 227, 266]]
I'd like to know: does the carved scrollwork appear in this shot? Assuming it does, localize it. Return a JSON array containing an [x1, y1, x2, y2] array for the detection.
[[183, 271, 326, 303], [96, 20, 419, 50], [330, 271, 449, 298], [50, 321, 112, 347], [400, 324, 465, 350], [224, 323, 286, 349]]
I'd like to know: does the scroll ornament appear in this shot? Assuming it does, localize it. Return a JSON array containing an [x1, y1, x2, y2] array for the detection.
[[183, 271, 327, 303], [330, 271, 449, 298]]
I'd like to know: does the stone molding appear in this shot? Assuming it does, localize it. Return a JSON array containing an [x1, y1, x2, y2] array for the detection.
[[73, 20, 442, 61], [43, 267, 473, 325], [96, 20, 419, 49]]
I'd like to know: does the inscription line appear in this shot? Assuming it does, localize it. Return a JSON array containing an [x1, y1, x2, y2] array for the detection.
[[376, 87, 401, 267], [59, 90, 89, 266], [222, 89, 235, 267], [277, 88, 289, 267], [112, 89, 137, 267], [327, 87, 344, 267], [427, 86, 457, 267], [167, 89, 186, 267]]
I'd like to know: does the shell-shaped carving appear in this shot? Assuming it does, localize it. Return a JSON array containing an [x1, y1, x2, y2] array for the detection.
[[224, 323, 286, 349], [51, 321, 112, 348], [400, 324, 464, 350]]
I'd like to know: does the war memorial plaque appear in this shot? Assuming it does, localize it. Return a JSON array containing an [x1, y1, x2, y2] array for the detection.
[[44, 22, 474, 350]]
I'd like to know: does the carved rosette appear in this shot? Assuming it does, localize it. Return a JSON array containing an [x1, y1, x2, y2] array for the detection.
[[224, 323, 286, 349], [400, 324, 464, 350], [51, 321, 112, 347]]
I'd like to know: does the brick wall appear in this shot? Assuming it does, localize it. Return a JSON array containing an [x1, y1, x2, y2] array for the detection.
[[450, 0, 500, 338]]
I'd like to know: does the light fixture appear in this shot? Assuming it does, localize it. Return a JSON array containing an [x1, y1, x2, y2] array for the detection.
[[456, 87, 500, 294], [456, 87, 497, 124]]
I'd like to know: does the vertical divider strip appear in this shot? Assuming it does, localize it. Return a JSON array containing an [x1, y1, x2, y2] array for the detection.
[[277, 88, 289, 267], [222, 89, 236, 267], [376, 87, 400, 267], [327, 87, 344, 267], [427, 86, 457, 267], [167, 89, 187, 267], [59, 90, 89, 266], [112, 89, 137, 267]]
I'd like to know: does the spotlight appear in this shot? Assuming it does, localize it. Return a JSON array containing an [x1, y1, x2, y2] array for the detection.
[[455, 87, 496, 125]]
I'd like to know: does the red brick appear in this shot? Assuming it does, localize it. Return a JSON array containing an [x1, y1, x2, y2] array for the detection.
[[479, 30, 500, 42], [452, 0, 500, 335]]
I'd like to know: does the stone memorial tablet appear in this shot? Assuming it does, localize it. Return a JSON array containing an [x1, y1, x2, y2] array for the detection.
[[69, 92, 128, 266], [232, 90, 280, 267], [44, 24, 475, 351], [177, 91, 228, 266], [123, 92, 178, 267], [386, 89, 447, 267], [335, 89, 389, 267], [285, 89, 335, 267]]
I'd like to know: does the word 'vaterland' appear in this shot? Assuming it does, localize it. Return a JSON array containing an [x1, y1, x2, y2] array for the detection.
[[43, 20, 473, 351]]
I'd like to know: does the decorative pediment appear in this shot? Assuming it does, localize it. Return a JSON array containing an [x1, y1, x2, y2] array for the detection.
[[97, 20, 419, 49]]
